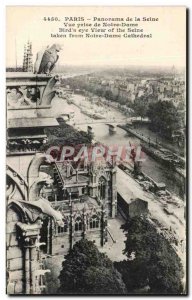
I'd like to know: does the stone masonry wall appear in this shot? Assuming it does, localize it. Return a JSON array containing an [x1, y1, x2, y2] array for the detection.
[[6, 208, 24, 294]]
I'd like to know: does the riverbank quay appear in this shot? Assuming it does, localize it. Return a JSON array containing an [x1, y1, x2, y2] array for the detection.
[[118, 124, 186, 176], [118, 161, 184, 202], [51, 92, 186, 278], [51, 93, 184, 197], [116, 167, 185, 267]]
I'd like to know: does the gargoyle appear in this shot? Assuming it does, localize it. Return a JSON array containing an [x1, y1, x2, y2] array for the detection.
[[8, 197, 64, 227]]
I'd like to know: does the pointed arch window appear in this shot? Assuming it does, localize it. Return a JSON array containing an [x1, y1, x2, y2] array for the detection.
[[89, 215, 100, 229], [57, 220, 68, 234], [98, 177, 106, 200], [75, 216, 83, 231]]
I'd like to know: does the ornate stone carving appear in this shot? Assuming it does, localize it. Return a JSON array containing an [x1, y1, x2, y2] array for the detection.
[[28, 176, 53, 201], [40, 75, 60, 105], [8, 198, 64, 227], [8, 138, 45, 153], [6, 73, 60, 110], [6, 177, 16, 200], [6, 165, 28, 200], [27, 153, 54, 188], [7, 86, 40, 108]]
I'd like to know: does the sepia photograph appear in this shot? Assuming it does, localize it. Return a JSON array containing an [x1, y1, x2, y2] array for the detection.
[[6, 6, 187, 295]]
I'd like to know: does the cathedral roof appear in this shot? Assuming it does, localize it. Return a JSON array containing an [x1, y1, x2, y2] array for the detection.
[[73, 195, 100, 211]]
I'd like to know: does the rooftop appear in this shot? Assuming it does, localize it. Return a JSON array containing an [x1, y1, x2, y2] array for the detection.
[[73, 195, 100, 210], [8, 118, 59, 129], [52, 196, 100, 212], [6, 72, 52, 79], [117, 168, 149, 204]]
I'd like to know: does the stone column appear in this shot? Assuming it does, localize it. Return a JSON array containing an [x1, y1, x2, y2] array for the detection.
[[88, 173, 97, 198], [16, 221, 42, 295], [101, 205, 107, 246], [76, 169, 79, 182], [105, 181, 108, 207], [24, 244, 30, 294], [82, 208, 87, 239], [47, 219, 50, 254], [111, 167, 117, 218], [47, 218, 52, 255], [22, 236, 39, 294], [69, 203, 74, 250]]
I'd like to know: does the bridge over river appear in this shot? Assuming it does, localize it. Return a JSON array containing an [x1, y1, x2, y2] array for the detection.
[[73, 116, 150, 126], [52, 95, 183, 198], [71, 117, 150, 134]]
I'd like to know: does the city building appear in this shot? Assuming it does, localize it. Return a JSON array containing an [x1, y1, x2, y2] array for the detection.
[[40, 158, 117, 256], [6, 69, 117, 294]]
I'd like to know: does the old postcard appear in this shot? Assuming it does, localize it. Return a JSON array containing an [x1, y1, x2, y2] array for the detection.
[[6, 6, 186, 295]]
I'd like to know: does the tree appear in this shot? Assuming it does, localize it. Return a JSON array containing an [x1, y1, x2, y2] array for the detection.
[[95, 88, 104, 97], [147, 100, 180, 139], [133, 96, 148, 119], [83, 266, 126, 294], [40, 122, 92, 151], [104, 90, 114, 101], [58, 239, 127, 294], [115, 217, 184, 294]]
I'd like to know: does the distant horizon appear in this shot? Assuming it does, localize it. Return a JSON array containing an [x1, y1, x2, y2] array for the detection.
[[6, 58, 186, 70], [6, 63, 185, 72]]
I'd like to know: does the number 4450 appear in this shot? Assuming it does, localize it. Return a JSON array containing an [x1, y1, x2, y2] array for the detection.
[[44, 17, 60, 21]]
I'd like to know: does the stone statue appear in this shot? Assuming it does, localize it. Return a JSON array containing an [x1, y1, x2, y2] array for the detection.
[[34, 44, 62, 74], [34, 45, 49, 74], [8, 198, 64, 226]]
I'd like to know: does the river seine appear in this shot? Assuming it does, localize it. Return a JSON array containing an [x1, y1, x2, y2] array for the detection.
[[51, 95, 183, 198]]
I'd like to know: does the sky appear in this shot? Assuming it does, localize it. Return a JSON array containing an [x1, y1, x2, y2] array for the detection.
[[6, 6, 186, 68]]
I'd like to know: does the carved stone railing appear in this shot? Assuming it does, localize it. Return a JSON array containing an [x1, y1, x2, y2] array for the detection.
[[6, 72, 60, 118]]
